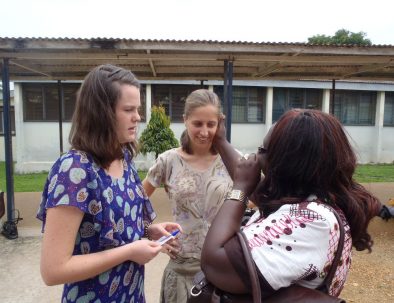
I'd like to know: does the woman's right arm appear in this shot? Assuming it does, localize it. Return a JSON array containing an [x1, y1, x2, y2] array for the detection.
[[201, 153, 262, 293], [142, 178, 156, 197], [40, 205, 161, 286]]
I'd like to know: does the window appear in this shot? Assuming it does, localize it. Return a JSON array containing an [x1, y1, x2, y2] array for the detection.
[[62, 85, 78, 121], [152, 85, 203, 122], [331, 90, 376, 125], [0, 106, 16, 135], [23, 83, 80, 121], [273, 88, 322, 121], [214, 86, 265, 123], [384, 92, 394, 126]]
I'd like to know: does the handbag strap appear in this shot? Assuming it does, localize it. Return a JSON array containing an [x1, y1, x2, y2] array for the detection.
[[317, 207, 346, 293], [237, 231, 262, 303]]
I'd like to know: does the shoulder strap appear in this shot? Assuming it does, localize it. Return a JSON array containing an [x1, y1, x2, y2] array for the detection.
[[318, 208, 346, 293], [237, 231, 262, 303]]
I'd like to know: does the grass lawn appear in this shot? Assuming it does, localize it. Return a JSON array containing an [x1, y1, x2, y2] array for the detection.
[[0, 162, 393, 192], [353, 163, 394, 183], [0, 163, 48, 192], [0, 162, 149, 192]]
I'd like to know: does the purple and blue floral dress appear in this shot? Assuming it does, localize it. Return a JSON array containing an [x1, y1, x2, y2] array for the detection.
[[37, 149, 156, 303]]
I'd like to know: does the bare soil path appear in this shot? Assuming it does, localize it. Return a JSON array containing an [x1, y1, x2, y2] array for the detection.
[[340, 217, 394, 302]]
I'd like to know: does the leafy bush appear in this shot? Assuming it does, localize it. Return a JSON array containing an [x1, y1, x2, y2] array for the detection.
[[139, 106, 179, 158]]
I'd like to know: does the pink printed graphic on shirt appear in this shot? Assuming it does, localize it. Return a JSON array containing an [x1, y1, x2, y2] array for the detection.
[[246, 204, 322, 250]]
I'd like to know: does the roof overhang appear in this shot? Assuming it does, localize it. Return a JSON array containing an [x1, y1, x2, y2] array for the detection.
[[1, 37, 394, 82]]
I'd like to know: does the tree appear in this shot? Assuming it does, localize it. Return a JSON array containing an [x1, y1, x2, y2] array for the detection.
[[308, 29, 372, 45], [139, 106, 179, 159]]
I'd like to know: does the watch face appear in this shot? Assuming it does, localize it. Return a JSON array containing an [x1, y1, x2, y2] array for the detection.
[[226, 189, 246, 203], [232, 190, 242, 199]]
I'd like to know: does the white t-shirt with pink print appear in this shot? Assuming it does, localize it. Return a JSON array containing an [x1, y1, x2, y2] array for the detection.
[[242, 197, 352, 296]]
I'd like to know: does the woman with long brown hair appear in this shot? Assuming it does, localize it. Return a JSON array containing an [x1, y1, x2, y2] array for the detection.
[[143, 89, 235, 302], [37, 64, 181, 303]]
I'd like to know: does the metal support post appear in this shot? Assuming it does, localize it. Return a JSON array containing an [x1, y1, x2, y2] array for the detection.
[[1, 58, 20, 239], [224, 60, 233, 142], [57, 80, 64, 154]]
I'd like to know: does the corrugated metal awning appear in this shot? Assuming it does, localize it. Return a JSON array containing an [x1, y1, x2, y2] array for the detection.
[[1, 37, 394, 81]]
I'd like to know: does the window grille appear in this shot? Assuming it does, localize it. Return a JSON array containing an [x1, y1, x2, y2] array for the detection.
[[214, 86, 265, 123], [273, 88, 323, 122], [331, 90, 376, 125], [384, 92, 394, 126]]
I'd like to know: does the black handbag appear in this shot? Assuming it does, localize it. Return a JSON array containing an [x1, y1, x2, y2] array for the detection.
[[188, 231, 261, 303], [188, 208, 346, 303]]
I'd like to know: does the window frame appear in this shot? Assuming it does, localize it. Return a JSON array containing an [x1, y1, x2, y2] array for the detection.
[[331, 90, 376, 126], [214, 85, 266, 123], [151, 84, 204, 122], [22, 83, 80, 122], [384, 92, 394, 127], [273, 87, 323, 122]]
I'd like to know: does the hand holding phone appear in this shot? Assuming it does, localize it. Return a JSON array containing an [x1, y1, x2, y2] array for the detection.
[[155, 229, 180, 245]]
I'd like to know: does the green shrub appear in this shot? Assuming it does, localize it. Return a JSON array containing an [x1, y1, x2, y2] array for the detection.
[[139, 106, 179, 159]]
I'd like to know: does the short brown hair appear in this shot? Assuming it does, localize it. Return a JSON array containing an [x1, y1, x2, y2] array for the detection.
[[69, 64, 140, 168]]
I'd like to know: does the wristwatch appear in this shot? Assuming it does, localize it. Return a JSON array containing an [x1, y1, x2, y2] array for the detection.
[[225, 189, 248, 206]]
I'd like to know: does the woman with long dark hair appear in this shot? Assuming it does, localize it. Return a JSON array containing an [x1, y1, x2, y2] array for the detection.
[[201, 109, 381, 299]]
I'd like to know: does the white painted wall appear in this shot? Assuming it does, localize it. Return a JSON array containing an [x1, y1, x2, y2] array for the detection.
[[4, 82, 394, 173], [230, 123, 268, 154], [7, 120, 394, 172], [345, 126, 378, 163], [381, 127, 394, 163]]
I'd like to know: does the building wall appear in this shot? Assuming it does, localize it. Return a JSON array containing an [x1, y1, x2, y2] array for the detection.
[[381, 127, 394, 163], [0, 136, 16, 162], [3, 81, 394, 173], [345, 126, 378, 163]]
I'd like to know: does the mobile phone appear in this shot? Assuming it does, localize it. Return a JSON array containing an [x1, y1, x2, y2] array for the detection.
[[156, 229, 180, 245]]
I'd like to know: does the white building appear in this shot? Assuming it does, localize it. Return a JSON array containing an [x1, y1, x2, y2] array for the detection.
[[2, 78, 393, 173]]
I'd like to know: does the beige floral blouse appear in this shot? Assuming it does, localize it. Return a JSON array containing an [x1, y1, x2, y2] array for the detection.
[[146, 148, 233, 259]]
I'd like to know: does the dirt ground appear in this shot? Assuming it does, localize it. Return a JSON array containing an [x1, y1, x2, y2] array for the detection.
[[2, 187, 393, 302], [340, 217, 394, 302]]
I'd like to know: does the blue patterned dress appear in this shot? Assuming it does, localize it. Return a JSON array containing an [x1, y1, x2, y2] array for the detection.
[[37, 149, 156, 303]]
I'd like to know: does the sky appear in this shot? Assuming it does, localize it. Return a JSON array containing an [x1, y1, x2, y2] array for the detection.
[[1, 0, 394, 45]]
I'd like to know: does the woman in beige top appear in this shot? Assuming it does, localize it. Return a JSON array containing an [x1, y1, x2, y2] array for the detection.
[[142, 89, 234, 303]]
